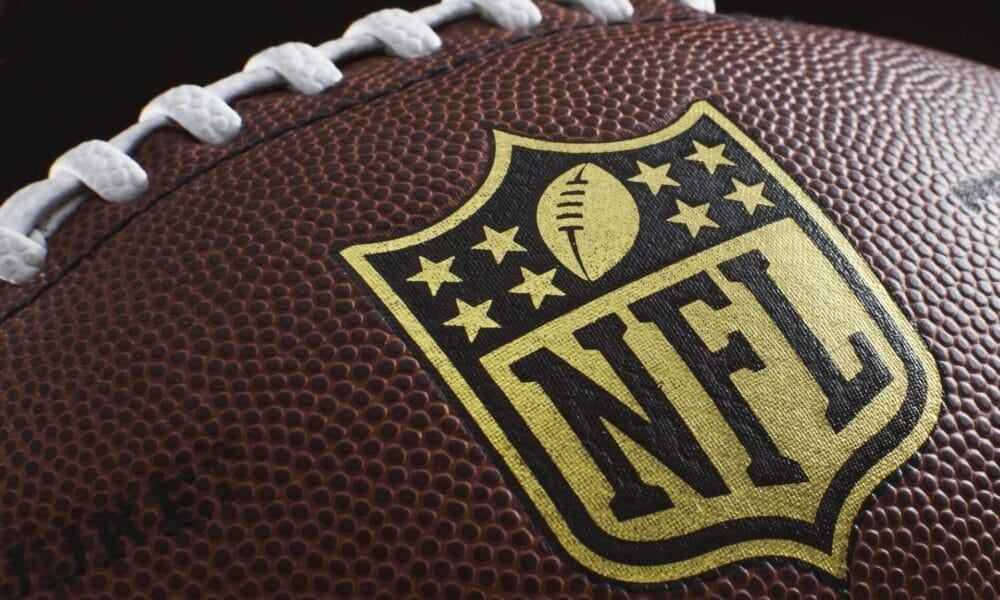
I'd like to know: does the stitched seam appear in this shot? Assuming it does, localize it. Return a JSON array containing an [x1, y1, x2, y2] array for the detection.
[[0, 9, 714, 324]]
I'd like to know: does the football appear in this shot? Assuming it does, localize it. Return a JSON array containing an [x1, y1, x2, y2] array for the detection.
[[0, 1, 997, 599], [536, 162, 640, 281]]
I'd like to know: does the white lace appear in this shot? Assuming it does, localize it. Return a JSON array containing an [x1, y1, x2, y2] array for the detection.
[[0, 0, 714, 285]]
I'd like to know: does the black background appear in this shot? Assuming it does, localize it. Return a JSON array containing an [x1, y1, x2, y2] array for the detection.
[[0, 0, 997, 200]]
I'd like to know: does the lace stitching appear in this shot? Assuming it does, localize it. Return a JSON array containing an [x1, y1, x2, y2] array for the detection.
[[0, 0, 714, 285]]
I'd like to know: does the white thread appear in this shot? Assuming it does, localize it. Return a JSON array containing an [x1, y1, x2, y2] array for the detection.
[[345, 9, 443, 59], [443, 0, 543, 30], [0, 228, 46, 285], [49, 140, 149, 204], [679, 0, 715, 13], [140, 85, 243, 145], [245, 42, 344, 95], [0, 0, 716, 285]]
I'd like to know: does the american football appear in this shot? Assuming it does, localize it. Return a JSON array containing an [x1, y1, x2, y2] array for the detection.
[[0, 0, 997, 599], [537, 162, 640, 281]]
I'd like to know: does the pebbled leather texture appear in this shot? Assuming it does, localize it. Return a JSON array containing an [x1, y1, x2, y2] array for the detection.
[[0, 1, 998, 598]]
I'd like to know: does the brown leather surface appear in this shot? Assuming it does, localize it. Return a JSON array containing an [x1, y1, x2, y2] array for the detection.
[[0, 0, 998, 598]]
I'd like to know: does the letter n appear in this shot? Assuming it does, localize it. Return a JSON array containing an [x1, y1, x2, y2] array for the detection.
[[510, 312, 729, 522]]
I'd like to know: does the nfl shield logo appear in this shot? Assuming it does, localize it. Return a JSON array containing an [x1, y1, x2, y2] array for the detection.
[[337, 102, 942, 584]]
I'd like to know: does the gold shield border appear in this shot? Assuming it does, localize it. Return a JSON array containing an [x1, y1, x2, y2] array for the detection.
[[339, 101, 943, 583]]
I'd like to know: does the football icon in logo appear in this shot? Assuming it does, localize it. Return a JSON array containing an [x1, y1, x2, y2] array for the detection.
[[537, 163, 640, 281]]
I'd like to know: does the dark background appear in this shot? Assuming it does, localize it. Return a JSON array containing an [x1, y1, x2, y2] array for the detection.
[[0, 0, 997, 200]]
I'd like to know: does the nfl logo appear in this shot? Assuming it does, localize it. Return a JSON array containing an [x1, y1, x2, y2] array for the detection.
[[338, 102, 941, 584]]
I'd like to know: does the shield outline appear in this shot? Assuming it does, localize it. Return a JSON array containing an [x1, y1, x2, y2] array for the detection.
[[338, 101, 942, 583]]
